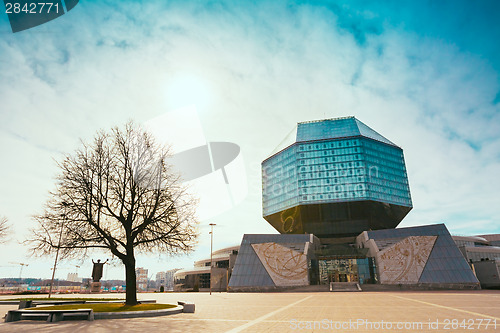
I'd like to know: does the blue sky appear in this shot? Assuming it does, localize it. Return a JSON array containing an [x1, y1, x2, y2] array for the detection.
[[0, 0, 499, 280]]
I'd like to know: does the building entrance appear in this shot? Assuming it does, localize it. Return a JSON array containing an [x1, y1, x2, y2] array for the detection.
[[317, 258, 377, 285]]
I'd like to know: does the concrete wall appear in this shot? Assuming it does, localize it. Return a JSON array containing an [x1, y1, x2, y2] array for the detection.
[[472, 260, 500, 288]]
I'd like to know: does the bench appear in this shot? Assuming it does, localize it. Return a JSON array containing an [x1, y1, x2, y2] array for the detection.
[[5, 309, 94, 323], [29, 300, 87, 308], [177, 301, 195, 313]]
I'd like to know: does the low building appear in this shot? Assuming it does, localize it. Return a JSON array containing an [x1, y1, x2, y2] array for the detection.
[[471, 260, 500, 289], [452, 234, 500, 288], [453, 235, 500, 263], [174, 246, 239, 292], [477, 234, 500, 247]]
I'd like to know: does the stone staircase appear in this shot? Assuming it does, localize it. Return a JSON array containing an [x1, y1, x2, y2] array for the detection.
[[330, 282, 362, 292]]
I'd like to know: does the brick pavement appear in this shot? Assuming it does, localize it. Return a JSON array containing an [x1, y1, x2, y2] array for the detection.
[[0, 290, 499, 332]]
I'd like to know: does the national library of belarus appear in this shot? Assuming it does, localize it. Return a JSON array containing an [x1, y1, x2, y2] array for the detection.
[[174, 117, 500, 292]]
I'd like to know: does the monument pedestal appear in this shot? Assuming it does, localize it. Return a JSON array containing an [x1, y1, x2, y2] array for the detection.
[[90, 282, 101, 293]]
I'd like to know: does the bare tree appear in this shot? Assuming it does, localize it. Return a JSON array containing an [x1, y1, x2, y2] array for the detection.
[[0, 216, 10, 243], [28, 122, 199, 305]]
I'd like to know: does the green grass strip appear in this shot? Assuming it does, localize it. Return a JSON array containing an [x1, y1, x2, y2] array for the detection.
[[26, 303, 176, 312], [2, 297, 124, 301]]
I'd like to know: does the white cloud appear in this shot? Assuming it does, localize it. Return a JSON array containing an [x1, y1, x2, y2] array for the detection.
[[0, 1, 498, 279]]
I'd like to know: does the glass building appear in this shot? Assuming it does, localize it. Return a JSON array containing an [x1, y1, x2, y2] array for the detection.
[[262, 116, 412, 238], [227, 117, 480, 291]]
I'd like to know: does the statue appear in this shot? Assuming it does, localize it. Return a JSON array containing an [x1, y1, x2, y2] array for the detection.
[[91, 259, 108, 282]]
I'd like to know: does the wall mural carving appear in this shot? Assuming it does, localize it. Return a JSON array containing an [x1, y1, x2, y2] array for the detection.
[[280, 206, 301, 233], [376, 236, 437, 284], [251, 242, 309, 287]]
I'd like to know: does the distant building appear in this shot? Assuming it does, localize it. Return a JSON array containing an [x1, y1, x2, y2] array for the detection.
[[156, 271, 166, 290], [67, 273, 81, 283], [164, 269, 181, 291], [478, 234, 500, 247], [135, 267, 148, 291], [155, 269, 181, 291], [453, 235, 500, 288], [453, 235, 500, 263]]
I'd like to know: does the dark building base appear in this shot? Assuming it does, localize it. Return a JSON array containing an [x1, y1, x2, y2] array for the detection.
[[264, 200, 412, 238]]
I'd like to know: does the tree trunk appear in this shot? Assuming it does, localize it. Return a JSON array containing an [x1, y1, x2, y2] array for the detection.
[[124, 257, 138, 305]]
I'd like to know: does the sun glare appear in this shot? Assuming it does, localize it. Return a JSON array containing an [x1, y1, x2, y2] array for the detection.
[[166, 74, 212, 110]]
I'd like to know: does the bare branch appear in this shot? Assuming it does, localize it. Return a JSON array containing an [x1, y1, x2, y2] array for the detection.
[[0, 216, 11, 244], [26, 121, 199, 305]]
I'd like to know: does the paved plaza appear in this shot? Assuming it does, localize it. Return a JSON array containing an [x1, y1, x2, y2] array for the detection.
[[1, 290, 499, 332]]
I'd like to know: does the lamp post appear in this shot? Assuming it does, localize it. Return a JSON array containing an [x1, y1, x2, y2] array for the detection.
[[49, 201, 68, 298], [8, 262, 29, 292], [209, 223, 216, 295]]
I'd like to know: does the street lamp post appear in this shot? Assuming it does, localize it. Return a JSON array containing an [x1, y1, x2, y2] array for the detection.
[[49, 201, 68, 298], [48, 223, 63, 298], [209, 223, 216, 295], [8, 262, 29, 292]]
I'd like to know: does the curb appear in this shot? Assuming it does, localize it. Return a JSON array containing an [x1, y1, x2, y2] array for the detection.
[[93, 305, 184, 319], [0, 299, 155, 305]]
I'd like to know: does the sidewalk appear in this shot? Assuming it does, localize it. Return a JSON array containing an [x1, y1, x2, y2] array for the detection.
[[1, 290, 499, 332]]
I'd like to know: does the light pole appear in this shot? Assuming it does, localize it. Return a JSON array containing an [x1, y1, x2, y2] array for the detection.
[[209, 223, 216, 295], [8, 262, 28, 280], [49, 201, 68, 298], [8, 262, 29, 292], [48, 223, 63, 298]]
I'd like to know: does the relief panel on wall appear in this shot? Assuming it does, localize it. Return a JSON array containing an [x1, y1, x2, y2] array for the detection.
[[251, 242, 309, 287], [376, 236, 437, 284]]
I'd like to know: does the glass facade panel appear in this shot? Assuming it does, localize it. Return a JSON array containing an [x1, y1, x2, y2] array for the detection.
[[263, 137, 411, 215], [362, 138, 412, 206], [262, 145, 299, 216], [262, 117, 412, 222], [199, 273, 210, 289]]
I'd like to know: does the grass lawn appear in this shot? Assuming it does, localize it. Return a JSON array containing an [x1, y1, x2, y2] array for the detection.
[[27, 303, 177, 312]]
